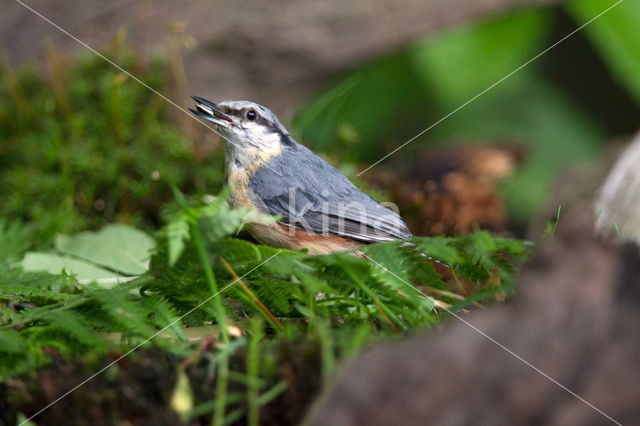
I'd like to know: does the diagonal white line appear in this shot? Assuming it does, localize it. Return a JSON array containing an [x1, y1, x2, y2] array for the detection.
[[8, 4, 288, 422], [11, 0, 285, 177], [357, 0, 626, 176], [361, 253, 622, 425], [19, 251, 281, 425], [11, 0, 212, 135]]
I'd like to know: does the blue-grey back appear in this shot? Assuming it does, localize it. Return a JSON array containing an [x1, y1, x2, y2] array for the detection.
[[248, 139, 412, 243]]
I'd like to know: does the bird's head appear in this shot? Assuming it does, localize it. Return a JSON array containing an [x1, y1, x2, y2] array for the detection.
[[191, 97, 292, 168]]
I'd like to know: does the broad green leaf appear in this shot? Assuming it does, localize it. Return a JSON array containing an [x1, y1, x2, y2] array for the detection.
[[55, 224, 155, 275], [293, 52, 434, 162], [568, 0, 640, 103], [411, 8, 552, 108], [21, 252, 115, 280], [405, 8, 606, 222]]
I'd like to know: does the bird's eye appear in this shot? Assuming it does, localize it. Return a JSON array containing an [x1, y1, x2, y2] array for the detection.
[[245, 109, 257, 121]]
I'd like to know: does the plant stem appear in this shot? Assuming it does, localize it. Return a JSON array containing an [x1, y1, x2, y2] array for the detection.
[[172, 186, 230, 426], [190, 224, 229, 342], [247, 319, 263, 426], [316, 320, 335, 388], [220, 257, 283, 331], [213, 350, 230, 426], [189, 222, 230, 426]]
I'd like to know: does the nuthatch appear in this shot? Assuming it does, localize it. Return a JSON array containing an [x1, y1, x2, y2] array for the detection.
[[190, 96, 412, 255]]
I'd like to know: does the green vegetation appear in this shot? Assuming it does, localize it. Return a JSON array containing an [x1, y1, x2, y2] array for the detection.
[[1, 193, 528, 423], [3, 0, 640, 423], [0, 41, 529, 424], [0, 47, 224, 246]]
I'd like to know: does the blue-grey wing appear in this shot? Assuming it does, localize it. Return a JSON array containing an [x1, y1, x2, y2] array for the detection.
[[248, 143, 411, 243]]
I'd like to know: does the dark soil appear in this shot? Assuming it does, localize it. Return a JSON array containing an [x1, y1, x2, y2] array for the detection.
[[1, 338, 323, 426]]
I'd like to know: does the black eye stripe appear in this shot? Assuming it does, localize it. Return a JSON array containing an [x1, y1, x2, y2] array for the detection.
[[242, 109, 270, 127], [223, 107, 238, 116], [223, 104, 278, 129]]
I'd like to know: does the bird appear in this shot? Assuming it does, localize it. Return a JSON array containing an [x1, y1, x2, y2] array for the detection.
[[190, 96, 412, 255]]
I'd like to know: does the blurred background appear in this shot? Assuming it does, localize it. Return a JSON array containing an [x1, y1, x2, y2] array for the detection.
[[1, 0, 638, 244]]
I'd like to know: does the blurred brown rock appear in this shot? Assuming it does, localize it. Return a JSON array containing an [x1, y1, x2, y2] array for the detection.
[[372, 144, 525, 236]]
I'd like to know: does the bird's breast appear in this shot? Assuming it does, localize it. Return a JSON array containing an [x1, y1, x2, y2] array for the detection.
[[227, 164, 253, 210], [225, 143, 281, 210]]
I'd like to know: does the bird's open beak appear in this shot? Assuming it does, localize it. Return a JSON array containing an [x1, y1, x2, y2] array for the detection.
[[190, 96, 233, 127]]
